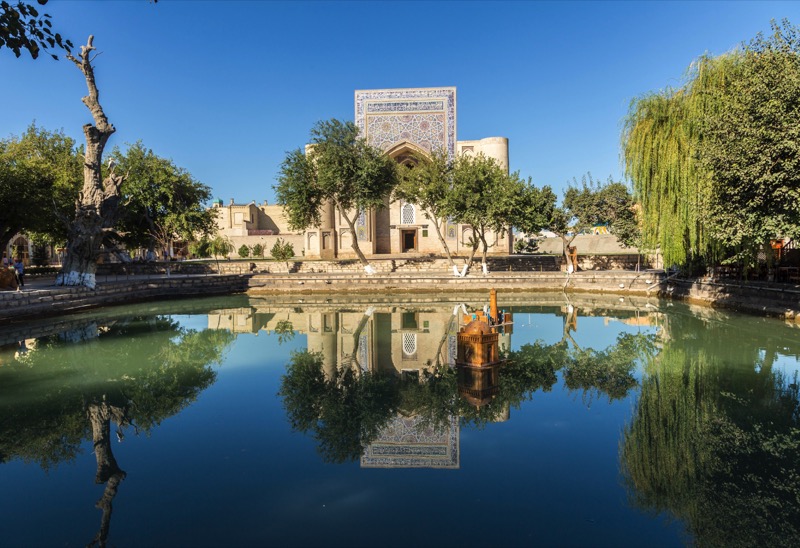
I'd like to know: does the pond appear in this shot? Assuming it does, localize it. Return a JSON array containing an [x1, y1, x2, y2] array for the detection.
[[1, 292, 799, 547]]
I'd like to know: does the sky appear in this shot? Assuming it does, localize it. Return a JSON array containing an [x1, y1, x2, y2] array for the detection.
[[2, 0, 799, 205]]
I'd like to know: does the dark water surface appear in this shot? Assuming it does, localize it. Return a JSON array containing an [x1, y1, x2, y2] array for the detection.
[[1, 293, 798, 547]]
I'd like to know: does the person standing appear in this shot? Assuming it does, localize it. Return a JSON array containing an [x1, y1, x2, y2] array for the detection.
[[13, 258, 24, 289]]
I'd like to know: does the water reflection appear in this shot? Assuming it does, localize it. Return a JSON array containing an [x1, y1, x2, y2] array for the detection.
[[276, 297, 656, 466], [621, 309, 800, 546], [3, 294, 799, 546], [0, 316, 235, 546]]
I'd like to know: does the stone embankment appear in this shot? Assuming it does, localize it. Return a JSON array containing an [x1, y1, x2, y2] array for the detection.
[[248, 270, 664, 295], [0, 274, 250, 323], [2, 257, 799, 324], [663, 277, 800, 322]]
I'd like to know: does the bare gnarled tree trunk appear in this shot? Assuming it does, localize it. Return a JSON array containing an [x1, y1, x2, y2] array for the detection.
[[57, 36, 124, 289], [87, 400, 127, 548]]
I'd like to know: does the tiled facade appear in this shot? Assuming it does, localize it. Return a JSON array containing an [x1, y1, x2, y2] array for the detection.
[[356, 87, 456, 158], [306, 87, 512, 259]]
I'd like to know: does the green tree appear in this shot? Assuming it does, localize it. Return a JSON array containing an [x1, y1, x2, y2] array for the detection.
[[0, 1, 72, 59], [188, 236, 211, 258], [623, 21, 800, 269], [533, 175, 639, 270], [113, 141, 215, 258], [443, 153, 518, 271], [563, 176, 639, 247], [511, 179, 559, 247], [395, 149, 457, 266], [622, 60, 724, 268], [208, 234, 233, 270], [251, 243, 264, 257], [275, 119, 398, 272], [270, 237, 294, 271], [237, 244, 250, 258], [700, 21, 800, 264], [0, 124, 81, 251]]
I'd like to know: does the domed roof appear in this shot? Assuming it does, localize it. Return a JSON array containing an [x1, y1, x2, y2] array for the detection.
[[462, 319, 491, 335]]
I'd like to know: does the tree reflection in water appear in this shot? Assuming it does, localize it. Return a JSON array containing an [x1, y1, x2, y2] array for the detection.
[[0, 317, 235, 547], [621, 310, 800, 546], [279, 331, 654, 462]]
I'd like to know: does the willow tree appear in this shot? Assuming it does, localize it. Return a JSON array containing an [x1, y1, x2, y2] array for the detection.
[[275, 119, 398, 273], [624, 20, 800, 269], [621, 56, 730, 267]]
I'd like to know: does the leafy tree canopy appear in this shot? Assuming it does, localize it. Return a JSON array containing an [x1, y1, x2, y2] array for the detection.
[[443, 152, 519, 267], [275, 119, 398, 266], [112, 141, 215, 253], [623, 19, 800, 267], [0, 123, 81, 250], [0, 1, 72, 59], [395, 149, 457, 265], [563, 174, 640, 247]]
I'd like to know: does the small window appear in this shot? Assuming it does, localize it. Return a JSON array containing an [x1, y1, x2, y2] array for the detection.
[[402, 333, 417, 356], [401, 203, 415, 225], [401, 312, 418, 330]]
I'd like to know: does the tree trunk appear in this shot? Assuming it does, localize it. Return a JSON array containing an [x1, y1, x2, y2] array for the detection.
[[428, 213, 455, 267], [559, 233, 578, 272], [465, 236, 479, 273], [56, 36, 123, 289], [87, 400, 127, 548], [479, 231, 489, 270], [336, 203, 371, 269], [347, 308, 374, 373]]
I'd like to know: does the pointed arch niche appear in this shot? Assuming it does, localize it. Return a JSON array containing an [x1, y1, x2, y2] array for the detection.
[[385, 141, 430, 168]]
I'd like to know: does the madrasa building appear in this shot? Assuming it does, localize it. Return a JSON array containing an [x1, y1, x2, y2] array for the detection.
[[213, 87, 513, 260]]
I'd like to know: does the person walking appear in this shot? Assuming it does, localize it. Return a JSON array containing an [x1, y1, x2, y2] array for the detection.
[[13, 257, 24, 290]]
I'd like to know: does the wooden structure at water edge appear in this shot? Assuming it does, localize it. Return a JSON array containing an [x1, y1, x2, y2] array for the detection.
[[456, 289, 512, 407]]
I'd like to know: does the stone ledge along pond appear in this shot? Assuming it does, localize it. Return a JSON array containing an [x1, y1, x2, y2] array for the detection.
[[1, 292, 799, 547]]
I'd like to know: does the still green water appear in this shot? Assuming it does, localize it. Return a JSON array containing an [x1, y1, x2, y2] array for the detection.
[[1, 293, 798, 547]]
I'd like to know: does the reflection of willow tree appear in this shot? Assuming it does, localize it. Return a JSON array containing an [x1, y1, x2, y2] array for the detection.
[[0, 317, 235, 547], [621, 311, 800, 546], [280, 332, 653, 462]]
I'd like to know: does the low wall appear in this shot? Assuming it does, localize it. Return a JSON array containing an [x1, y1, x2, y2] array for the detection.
[[248, 270, 665, 295], [0, 274, 250, 323], [662, 277, 800, 321], [98, 255, 637, 276]]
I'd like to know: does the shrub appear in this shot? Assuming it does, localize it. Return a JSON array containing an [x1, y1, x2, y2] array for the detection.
[[271, 238, 295, 270]]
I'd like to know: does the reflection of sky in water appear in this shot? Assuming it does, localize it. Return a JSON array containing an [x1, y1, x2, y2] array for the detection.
[[512, 312, 658, 350], [1, 294, 797, 547]]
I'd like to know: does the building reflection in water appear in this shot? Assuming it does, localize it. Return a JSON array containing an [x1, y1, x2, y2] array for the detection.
[[224, 292, 520, 468], [361, 415, 460, 469]]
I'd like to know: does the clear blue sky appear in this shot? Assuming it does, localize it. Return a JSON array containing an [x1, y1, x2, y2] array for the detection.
[[2, 1, 798, 204]]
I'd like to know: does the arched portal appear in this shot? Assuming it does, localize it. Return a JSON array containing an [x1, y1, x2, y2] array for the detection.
[[384, 142, 430, 254], [385, 141, 430, 166]]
